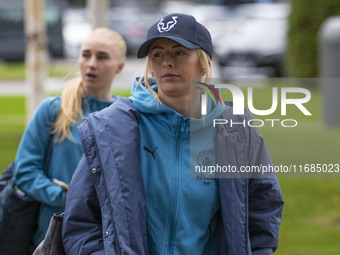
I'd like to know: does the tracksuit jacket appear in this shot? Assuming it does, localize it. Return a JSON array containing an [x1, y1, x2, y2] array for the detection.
[[62, 81, 284, 255], [14, 95, 115, 244]]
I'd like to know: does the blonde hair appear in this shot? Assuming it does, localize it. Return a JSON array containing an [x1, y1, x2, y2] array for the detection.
[[140, 49, 212, 100], [89, 27, 127, 60], [53, 28, 126, 142]]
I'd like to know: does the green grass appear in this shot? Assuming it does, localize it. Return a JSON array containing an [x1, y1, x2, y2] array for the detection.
[[0, 89, 131, 169], [1, 85, 340, 254], [0, 62, 76, 80], [258, 124, 340, 254], [277, 178, 340, 254]]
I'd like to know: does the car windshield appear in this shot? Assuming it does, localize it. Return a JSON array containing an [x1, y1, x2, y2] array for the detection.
[[0, 8, 23, 30]]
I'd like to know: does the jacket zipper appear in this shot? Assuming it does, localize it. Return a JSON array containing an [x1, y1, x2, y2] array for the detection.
[[166, 118, 186, 254]]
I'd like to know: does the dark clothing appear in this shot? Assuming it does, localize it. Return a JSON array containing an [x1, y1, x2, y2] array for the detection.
[[63, 98, 284, 255]]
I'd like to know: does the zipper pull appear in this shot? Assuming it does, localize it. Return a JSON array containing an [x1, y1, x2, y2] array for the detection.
[[180, 118, 189, 132]]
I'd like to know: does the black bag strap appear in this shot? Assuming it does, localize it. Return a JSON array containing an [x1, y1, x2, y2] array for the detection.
[[43, 132, 54, 176]]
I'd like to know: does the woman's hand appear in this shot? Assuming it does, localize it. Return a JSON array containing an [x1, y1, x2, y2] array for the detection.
[[52, 179, 69, 190]]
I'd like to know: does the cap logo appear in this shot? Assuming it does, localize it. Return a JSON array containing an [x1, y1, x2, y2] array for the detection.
[[157, 16, 178, 33]]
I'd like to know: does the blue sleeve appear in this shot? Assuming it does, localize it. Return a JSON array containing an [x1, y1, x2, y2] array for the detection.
[[62, 155, 104, 255], [14, 97, 66, 207], [247, 127, 284, 254]]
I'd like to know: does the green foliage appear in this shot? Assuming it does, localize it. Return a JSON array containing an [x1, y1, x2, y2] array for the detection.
[[287, 0, 340, 77]]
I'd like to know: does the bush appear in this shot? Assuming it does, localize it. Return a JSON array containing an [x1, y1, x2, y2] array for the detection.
[[287, 0, 340, 77]]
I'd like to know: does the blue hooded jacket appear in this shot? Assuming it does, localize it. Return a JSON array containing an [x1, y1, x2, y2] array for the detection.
[[14, 95, 115, 245], [63, 79, 284, 255], [130, 78, 226, 254]]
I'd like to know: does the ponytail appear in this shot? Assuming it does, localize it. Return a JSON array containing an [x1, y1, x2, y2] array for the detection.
[[53, 77, 84, 142]]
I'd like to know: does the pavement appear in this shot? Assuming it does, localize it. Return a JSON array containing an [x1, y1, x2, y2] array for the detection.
[[0, 57, 146, 95], [0, 57, 221, 95]]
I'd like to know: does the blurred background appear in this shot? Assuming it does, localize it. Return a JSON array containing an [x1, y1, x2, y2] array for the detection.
[[1, 0, 339, 79], [1, 0, 340, 254], [0, 0, 292, 78]]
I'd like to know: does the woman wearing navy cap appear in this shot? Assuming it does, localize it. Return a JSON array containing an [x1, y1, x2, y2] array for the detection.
[[63, 13, 284, 255]]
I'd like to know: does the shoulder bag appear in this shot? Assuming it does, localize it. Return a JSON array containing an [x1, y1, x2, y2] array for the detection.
[[0, 133, 54, 255], [33, 213, 65, 255]]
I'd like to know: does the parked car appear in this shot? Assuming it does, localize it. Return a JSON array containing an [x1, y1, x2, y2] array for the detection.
[[109, 6, 165, 56], [62, 8, 92, 59], [0, 0, 66, 61], [213, 3, 290, 78], [108, 2, 230, 56], [161, 1, 231, 41]]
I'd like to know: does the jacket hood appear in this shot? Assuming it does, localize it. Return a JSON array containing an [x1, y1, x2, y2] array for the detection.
[[130, 77, 225, 132], [129, 77, 167, 115]]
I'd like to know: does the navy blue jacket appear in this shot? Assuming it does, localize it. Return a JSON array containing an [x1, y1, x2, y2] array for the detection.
[[62, 98, 284, 255]]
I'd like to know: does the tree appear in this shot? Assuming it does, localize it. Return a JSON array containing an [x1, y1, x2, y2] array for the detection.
[[287, 0, 340, 77]]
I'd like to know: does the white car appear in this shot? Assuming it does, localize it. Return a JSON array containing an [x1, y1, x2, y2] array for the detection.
[[62, 8, 92, 60], [214, 3, 290, 78]]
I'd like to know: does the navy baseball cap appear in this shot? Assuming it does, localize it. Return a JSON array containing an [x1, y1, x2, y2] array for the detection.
[[137, 13, 212, 59]]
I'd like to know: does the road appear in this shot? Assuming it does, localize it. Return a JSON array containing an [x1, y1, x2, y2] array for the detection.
[[0, 57, 145, 95], [0, 57, 221, 95]]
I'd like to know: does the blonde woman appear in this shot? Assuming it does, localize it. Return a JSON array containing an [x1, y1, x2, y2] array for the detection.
[[63, 14, 283, 254], [14, 27, 126, 248]]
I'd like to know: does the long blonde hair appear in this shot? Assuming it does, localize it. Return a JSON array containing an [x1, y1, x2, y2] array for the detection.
[[140, 49, 212, 100], [53, 28, 127, 142]]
